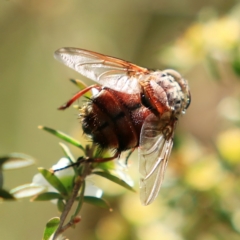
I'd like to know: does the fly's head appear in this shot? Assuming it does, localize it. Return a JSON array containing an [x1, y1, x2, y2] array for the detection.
[[153, 69, 191, 117]]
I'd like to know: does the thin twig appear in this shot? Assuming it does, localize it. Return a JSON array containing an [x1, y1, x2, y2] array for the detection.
[[60, 216, 81, 233], [53, 161, 91, 239]]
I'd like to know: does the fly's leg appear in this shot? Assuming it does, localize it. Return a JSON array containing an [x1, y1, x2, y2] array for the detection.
[[125, 148, 135, 165], [58, 84, 99, 110], [52, 152, 120, 173], [91, 151, 120, 163]]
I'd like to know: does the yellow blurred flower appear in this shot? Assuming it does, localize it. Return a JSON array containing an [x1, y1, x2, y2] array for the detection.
[[119, 194, 164, 225], [159, 15, 240, 69], [201, 17, 240, 51], [136, 222, 183, 240], [216, 128, 240, 164], [217, 97, 240, 122], [184, 155, 224, 191]]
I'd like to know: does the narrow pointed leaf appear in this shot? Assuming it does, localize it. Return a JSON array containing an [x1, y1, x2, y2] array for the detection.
[[58, 143, 78, 176], [84, 196, 111, 209], [57, 199, 65, 212], [10, 184, 46, 198], [0, 188, 15, 200], [70, 79, 92, 98], [93, 171, 135, 192], [0, 153, 35, 170], [73, 180, 85, 218], [38, 168, 68, 196], [32, 192, 62, 201], [43, 217, 60, 240], [38, 126, 85, 153], [59, 143, 76, 164]]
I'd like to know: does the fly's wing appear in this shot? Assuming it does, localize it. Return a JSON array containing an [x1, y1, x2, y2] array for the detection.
[[54, 48, 150, 94], [139, 114, 174, 206]]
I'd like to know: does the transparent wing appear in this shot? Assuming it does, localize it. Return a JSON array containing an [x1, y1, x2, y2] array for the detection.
[[139, 114, 174, 206], [54, 47, 150, 94]]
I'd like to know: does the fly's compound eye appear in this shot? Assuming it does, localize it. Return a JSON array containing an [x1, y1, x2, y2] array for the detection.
[[161, 73, 167, 77]]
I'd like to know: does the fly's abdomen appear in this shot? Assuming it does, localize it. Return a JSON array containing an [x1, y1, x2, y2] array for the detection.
[[80, 87, 151, 151]]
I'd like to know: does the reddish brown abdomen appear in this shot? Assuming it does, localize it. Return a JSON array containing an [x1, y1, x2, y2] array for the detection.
[[81, 87, 151, 151]]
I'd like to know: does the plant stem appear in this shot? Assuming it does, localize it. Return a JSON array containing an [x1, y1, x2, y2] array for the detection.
[[53, 161, 91, 239]]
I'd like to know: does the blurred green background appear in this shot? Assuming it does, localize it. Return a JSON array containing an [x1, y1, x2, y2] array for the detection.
[[1, 0, 240, 239]]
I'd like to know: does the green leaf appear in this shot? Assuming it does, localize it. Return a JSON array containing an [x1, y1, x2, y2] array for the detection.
[[59, 143, 76, 164], [93, 171, 135, 192], [232, 55, 240, 77], [73, 180, 85, 218], [94, 161, 115, 172], [38, 126, 85, 153], [32, 192, 62, 201], [57, 199, 65, 212], [10, 184, 46, 198], [0, 188, 15, 200], [70, 79, 92, 98], [38, 168, 68, 196], [0, 153, 35, 170], [84, 196, 111, 209], [43, 217, 60, 240]]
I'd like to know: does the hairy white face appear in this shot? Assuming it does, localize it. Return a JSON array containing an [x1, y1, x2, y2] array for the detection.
[[154, 69, 191, 116]]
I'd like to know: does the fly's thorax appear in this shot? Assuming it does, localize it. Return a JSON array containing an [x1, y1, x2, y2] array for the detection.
[[140, 70, 190, 118]]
